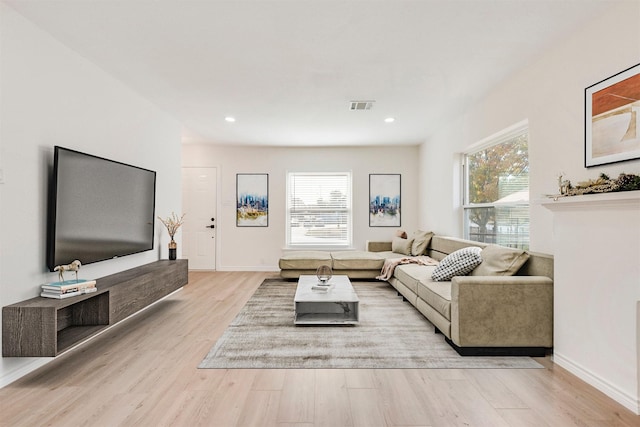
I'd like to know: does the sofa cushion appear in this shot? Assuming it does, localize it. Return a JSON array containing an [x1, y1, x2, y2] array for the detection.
[[427, 236, 485, 261], [331, 250, 385, 270], [375, 250, 405, 260], [411, 230, 434, 256], [393, 264, 437, 295], [392, 237, 414, 255], [470, 245, 530, 276], [279, 251, 332, 270], [431, 247, 482, 281], [417, 279, 452, 321]]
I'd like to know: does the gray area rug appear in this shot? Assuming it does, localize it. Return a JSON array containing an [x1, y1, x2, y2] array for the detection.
[[199, 279, 542, 369]]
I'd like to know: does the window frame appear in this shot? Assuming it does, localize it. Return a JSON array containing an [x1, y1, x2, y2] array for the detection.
[[286, 171, 353, 249], [461, 120, 530, 249]]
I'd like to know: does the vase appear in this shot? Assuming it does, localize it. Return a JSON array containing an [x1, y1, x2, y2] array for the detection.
[[316, 264, 333, 286], [168, 239, 177, 260]]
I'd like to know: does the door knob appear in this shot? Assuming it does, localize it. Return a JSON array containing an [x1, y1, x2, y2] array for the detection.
[[206, 225, 215, 229]]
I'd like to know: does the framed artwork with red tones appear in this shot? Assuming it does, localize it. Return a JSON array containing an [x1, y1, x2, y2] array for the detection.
[[585, 63, 640, 167]]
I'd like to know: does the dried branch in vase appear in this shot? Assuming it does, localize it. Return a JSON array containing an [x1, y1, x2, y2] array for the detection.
[[158, 212, 186, 239]]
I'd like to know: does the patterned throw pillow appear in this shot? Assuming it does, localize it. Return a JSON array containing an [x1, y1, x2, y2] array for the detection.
[[431, 246, 483, 281]]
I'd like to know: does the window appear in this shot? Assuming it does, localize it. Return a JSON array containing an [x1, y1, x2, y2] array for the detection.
[[287, 172, 352, 247], [463, 122, 529, 249]]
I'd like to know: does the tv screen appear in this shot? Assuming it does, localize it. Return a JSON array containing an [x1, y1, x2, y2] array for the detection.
[[47, 146, 156, 271]]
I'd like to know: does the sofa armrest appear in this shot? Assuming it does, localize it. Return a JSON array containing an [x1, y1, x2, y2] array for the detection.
[[450, 276, 553, 348], [366, 241, 392, 252]]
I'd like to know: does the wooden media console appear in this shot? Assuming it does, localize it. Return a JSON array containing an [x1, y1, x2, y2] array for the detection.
[[2, 260, 188, 357]]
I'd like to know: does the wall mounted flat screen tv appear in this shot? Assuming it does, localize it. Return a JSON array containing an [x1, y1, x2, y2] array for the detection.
[[47, 146, 156, 271]]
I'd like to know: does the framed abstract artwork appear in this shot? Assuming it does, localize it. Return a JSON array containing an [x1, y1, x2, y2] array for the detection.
[[369, 174, 401, 227], [585, 63, 640, 167], [236, 173, 268, 227]]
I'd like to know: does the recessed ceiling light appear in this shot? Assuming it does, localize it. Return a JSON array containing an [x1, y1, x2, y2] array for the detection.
[[384, 117, 395, 123], [224, 116, 236, 122]]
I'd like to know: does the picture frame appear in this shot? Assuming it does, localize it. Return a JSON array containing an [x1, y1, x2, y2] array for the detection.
[[369, 174, 401, 227], [236, 173, 269, 227], [585, 63, 640, 167]]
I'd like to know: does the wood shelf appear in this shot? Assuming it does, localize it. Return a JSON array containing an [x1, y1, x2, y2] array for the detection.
[[57, 325, 108, 353], [2, 260, 188, 357], [538, 190, 640, 209]]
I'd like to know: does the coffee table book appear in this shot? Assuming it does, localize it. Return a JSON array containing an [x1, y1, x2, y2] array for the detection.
[[41, 279, 97, 299], [41, 287, 98, 299], [42, 279, 96, 291]]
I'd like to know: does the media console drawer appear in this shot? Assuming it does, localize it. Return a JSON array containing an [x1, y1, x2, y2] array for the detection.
[[2, 260, 188, 357]]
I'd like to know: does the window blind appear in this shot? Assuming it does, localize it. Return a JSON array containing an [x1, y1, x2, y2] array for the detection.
[[287, 172, 352, 247]]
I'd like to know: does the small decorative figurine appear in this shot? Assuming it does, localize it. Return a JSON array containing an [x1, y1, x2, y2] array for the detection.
[[557, 173, 571, 195], [54, 260, 82, 283]]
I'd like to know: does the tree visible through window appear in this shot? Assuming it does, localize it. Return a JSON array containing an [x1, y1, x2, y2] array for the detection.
[[287, 172, 352, 247], [464, 125, 529, 249]]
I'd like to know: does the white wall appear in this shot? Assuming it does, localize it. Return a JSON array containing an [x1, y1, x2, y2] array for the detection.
[[419, 1, 640, 254], [542, 193, 640, 414], [418, 1, 640, 413], [182, 144, 420, 270], [0, 4, 182, 385]]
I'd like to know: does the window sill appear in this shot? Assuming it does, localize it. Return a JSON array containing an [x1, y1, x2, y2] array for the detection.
[[284, 246, 355, 251]]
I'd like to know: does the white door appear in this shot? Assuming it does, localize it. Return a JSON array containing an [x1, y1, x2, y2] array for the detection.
[[182, 167, 217, 270]]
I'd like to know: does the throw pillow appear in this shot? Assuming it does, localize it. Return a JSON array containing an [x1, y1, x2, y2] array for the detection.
[[470, 245, 530, 276], [395, 229, 407, 239], [411, 230, 434, 256], [392, 237, 414, 255], [432, 246, 483, 281]]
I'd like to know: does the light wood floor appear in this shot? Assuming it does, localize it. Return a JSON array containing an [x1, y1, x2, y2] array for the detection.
[[1, 271, 637, 426]]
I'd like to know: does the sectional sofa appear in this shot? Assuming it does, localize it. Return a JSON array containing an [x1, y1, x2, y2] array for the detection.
[[279, 232, 554, 356]]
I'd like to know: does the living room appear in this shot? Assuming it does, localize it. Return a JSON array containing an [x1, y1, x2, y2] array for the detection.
[[1, 0, 639, 425]]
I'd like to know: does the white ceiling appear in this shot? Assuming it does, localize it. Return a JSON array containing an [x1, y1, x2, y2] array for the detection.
[[4, 0, 615, 146]]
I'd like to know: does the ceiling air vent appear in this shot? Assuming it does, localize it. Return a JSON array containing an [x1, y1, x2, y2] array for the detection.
[[349, 100, 375, 111]]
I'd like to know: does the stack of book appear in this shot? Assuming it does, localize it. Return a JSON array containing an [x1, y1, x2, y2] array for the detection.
[[40, 279, 97, 299]]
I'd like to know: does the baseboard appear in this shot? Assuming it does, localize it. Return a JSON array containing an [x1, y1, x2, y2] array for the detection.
[[0, 358, 52, 388], [444, 337, 549, 357], [216, 266, 280, 272], [553, 352, 640, 415]]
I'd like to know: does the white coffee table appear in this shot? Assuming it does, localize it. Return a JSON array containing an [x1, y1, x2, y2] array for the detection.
[[294, 275, 359, 325]]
